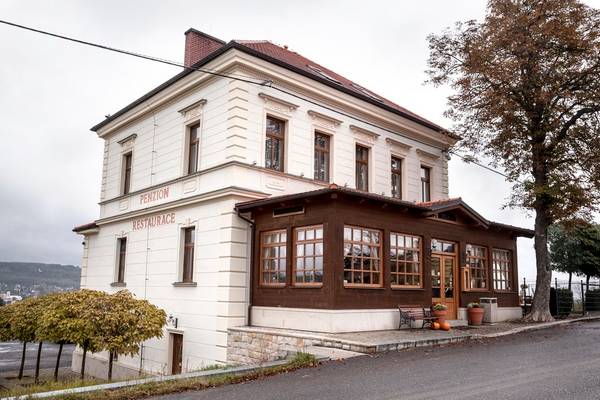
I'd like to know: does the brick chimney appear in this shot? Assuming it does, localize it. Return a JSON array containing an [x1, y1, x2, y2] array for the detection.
[[184, 29, 226, 67]]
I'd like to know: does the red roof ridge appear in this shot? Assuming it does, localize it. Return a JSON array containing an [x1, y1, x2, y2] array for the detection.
[[417, 197, 462, 207]]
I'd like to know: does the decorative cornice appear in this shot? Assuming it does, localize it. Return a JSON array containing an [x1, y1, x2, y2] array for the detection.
[[258, 92, 299, 112], [178, 99, 207, 115], [350, 124, 380, 139], [117, 133, 137, 146], [416, 148, 441, 160], [385, 137, 412, 151], [307, 110, 343, 126]]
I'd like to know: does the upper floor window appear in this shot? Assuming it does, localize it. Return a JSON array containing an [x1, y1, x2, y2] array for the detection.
[[265, 116, 285, 172], [390, 233, 422, 288], [260, 229, 287, 286], [122, 153, 132, 195], [391, 157, 402, 199], [465, 244, 487, 290], [116, 237, 127, 284], [182, 227, 195, 283], [293, 225, 324, 286], [355, 145, 369, 191], [314, 132, 330, 182], [492, 249, 512, 291], [343, 226, 382, 288], [420, 166, 431, 202], [187, 123, 200, 174]]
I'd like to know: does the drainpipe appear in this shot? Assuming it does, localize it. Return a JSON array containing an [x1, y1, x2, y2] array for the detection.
[[236, 208, 255, 326]]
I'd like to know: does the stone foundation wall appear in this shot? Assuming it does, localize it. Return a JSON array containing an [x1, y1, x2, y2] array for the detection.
[[227, 328, 320, 365]]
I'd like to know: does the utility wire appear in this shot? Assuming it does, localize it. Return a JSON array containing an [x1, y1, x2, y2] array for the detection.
[[0, 18, 514, 181]]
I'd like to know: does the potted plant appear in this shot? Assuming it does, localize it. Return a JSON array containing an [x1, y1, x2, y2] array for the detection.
[[431, 303, 448, 323], [467, 302, 485, 326]]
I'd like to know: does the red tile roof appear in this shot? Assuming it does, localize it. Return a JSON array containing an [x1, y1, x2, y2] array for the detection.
[[234, 40, 448, 133]]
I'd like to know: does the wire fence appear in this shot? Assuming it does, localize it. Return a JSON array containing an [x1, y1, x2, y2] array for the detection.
[[520, 278, 600, 318]]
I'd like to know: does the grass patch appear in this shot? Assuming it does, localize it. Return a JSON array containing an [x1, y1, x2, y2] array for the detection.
[[6, 353, 318, 400], [0, 377, 105, 399]]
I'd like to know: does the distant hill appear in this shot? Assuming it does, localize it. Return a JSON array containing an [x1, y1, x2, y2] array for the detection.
[[0, 262, 81, 296]]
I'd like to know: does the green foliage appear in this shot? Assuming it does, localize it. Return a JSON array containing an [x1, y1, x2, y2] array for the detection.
[[0, 303, 14, 341], [8, 296, 48, 343], [585, 289, 600, 311], [550, 288, 574, 317], [432, 304, 448, 311], [96, 290, 166, 357], [550, 223, 600, 279], [467, 302, 481, 308]]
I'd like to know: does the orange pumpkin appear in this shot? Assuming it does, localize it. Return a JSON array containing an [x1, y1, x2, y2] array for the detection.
[[440, 322, 451, 331], [432, 322, 441, 330]]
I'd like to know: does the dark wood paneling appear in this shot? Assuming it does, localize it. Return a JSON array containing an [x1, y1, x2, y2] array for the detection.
[[250, 193, 520, 310]]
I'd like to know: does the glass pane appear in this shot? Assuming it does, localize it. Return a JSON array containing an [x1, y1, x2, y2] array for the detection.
[[444, 258, 454, 298], [298, 230, 305, 241], [306, 229, 314, 240], [344, 227, 352, 241]]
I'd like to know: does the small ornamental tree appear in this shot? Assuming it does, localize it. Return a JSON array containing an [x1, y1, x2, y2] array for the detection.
[[9, 296, 47, 381], [36, 293, 70, 381], [98, 290, 166, 380], [549, 224, 582, 290], [0, 304, 14, 341], [41, 289, 106, 379], [427, 0, 600, 321]]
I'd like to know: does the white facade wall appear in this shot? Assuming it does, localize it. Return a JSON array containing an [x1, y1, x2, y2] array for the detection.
[[78, 51, 454, 377]]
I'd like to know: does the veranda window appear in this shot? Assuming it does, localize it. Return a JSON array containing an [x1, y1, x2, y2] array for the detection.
[[343, 226, 382, 287], [390, 233, 422, 288], [492, 249, 512, 291], [465, 244, 488, 290], [260, 230, 287, 286], [293, 225, 324, 286]]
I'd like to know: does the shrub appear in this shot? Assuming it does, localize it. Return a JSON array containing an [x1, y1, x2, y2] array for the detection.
[[550, 288, 574, 317], [585, 289, 600, 311], [467, 302, 482, 308], [432, 304, 448, 311]]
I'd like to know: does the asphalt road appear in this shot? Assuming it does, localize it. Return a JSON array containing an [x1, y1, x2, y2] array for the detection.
[[0, 342, 74, 373], [152, 321, 600, 400]]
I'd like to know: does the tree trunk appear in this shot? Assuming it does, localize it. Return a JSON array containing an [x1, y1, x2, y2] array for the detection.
[[54, 342, 64, 382], [586, 275, 590, 292], [80, 344, 88, 380], [18, 341, 27, 380], [525, 199, 554, 319], [34, 341, 43, 384], [108, 351, 114, 381]]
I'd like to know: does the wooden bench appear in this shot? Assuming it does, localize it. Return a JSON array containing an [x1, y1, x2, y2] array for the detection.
[[398, 305, 437, 329]]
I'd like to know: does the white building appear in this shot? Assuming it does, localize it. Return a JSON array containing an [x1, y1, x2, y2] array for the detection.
[[74, 29, 531, 378], [1, 291, 22, 305]]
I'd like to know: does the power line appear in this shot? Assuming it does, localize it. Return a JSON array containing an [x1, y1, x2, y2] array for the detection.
[[0, 18, 513, 181]]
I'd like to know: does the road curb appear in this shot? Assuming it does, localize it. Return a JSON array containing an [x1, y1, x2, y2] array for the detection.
[[472, 315, 600, 339], [0, 359, 292, 400]]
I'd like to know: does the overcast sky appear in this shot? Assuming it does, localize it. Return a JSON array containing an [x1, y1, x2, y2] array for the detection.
[[1, 0, 598, 280]]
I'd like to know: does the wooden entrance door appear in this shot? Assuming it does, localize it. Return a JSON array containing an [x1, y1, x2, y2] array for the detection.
[[171, 334, 183, 375], [431, 253, 458, 319]]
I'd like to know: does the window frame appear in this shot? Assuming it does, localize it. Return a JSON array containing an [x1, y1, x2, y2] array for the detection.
[[259, 229, 288, 287], [492, 248, 513, 292], [391, 156, 403, 199], [293, 225, 324, 287], [314, 132, 331, 183], [464, 244, 489, 291], [122, 152, 133, 195], [343, 225, 383, 289], [420, 165, 431, 202], [265, 115, 286, 172], [116, 237, 127, 284], [181, 226, 196, 283], [355, 144, 369, 191], [389, 232, 423, 289], [187, 122, 200, 175]]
